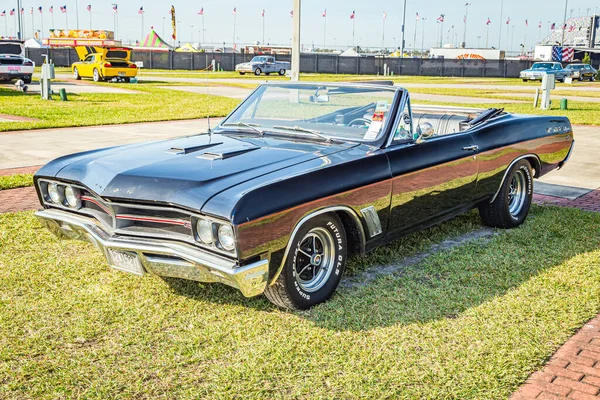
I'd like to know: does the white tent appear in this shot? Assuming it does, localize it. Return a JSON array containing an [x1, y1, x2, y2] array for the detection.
[[340, 48, 359, 57], [24, 38, 44, 48]]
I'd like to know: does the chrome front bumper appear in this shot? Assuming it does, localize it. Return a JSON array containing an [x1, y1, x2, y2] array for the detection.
[[35, 209, 269, 297]]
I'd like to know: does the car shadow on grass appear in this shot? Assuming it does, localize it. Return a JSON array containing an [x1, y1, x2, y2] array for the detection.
[[161, 206, 600, 332]]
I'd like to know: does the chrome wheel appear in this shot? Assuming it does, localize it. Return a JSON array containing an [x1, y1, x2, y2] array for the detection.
[[294, 227, 335, 293], [508, 170, 527, 216]]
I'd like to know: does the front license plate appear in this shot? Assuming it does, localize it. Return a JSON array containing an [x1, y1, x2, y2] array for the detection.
[[107, 249, 145, 276], [118, 72, 126, 76]]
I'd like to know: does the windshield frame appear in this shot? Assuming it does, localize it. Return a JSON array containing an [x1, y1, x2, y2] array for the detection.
[[217, 82, 403, 147]]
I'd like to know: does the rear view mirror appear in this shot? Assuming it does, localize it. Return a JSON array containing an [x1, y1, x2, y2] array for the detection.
[[309, 94, 330, 103]]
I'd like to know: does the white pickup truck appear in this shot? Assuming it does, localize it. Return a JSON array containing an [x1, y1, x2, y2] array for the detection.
[[0, 40, 35, 84], [235, 56, 290, 76]]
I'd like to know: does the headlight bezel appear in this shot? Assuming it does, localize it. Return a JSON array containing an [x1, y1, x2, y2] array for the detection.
[[193, 216, 237, 254], [217, 224, 235, 252]]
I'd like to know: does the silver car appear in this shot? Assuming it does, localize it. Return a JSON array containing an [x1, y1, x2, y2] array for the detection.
[[235, 56, 290, 76]]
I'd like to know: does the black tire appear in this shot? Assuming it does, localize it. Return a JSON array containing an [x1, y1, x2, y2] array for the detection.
[[239, 72, 246, 75], [73, 67, 81, 80], [265, 72, 271, 76], [479, 159, 533, 229], [93, 68, 101, 82], [522, 79, 528, 82], [264, 213, 347, 310], [22, 75, 32, 84], [124, 77, 131, 83], [279, 69, 286, 76], [254, 68, 262, 76]]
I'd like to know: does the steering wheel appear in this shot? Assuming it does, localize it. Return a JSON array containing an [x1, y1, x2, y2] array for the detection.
[[348, 118, 371, 129]]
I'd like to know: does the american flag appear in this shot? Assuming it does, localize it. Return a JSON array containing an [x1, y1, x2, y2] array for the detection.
[[290, 10, 293, 17], [261, 9, 264, 17], [20, 8, 24, 14], [232, 7, 236, 15], [87, 5, 91, 12], [9, 9, 15, 16], [486, 18, 491, 25], [0, 11, 5, 17], [138, 7, 144, 15], [437, 14, 444, 22], [38, 6, 43, 13], [30, 7, 33, 15], [60, 5, 67, 13], [350, 10, 355, 19], [383, 11, 387, 20], [198, 7, 203, 15], [538, 21, 542, 28], [416, 12, 420, 21], [322, 9, 326, 18], [551, 22, 556, 29], [49, 6, 53, 13], [506, 17, 510, 25], [552, 46, 574, 62], [112, 4, 118, 13], [525, 19, 528, 27]]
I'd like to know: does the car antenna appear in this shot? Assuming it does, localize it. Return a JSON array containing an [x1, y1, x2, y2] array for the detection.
[[206, 62, 212, 137]]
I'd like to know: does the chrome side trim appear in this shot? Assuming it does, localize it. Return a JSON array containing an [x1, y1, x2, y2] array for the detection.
[[489, 154, 542, 204], [360, 206, 383, 238], [35, 209, 269, 297], [269, 206, 367, 286]]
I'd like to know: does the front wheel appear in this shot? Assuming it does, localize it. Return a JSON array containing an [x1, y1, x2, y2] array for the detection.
[[73, 67, 81, 80], [264, 213, 347, 310], [254, 68, 262, 76], [93, 68, 101, 82], [479, 159, 533, 229], [279, 69, 286, 76]]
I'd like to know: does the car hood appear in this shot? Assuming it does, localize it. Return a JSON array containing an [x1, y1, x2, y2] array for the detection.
[[46, 132, 358, 215]]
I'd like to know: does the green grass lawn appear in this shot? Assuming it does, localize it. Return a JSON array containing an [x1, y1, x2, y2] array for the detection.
[[1, 206, 599, 398], [0, 85, 238, 132], [0, 174, 34, 190]]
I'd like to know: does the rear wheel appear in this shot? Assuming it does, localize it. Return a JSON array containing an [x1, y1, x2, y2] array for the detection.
[[265, 72, 271, 76], [73, 67, 81, 80], [22, 75, 32, 84], [264, 213, 347, 310], [254, 68, 262, 76], [522, 79, 528, 82], [93, 68, 101, 82], [239, 72, 246, 75], [279, 69, 286, 76], [479, 159, 533, 229]]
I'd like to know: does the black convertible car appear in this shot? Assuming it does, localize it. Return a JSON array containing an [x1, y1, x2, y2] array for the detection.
[[35, 82, 574, 310]]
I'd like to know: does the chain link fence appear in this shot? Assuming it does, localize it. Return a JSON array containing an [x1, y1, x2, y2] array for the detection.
[[25, 48, 536, 78]]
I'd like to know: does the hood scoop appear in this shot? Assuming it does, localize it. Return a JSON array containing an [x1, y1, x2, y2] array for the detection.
[[166, 142, 223, 155], [197, 145, 260, 160]]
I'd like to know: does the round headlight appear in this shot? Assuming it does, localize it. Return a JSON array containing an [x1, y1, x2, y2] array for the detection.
[[196, 219, 213, 244], [48, 183, 61, 203], [64, 186, 81, 208], [218, 225, 235, 251]]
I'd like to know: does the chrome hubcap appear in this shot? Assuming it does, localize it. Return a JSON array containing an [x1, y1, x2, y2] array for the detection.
[[508, 170, 527, 216], [294, 227, 335, 293]]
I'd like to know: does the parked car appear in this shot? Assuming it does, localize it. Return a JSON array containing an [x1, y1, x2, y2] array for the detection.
[[564, 63, 598, 81], [72, 46, 138, 82], [34, 82, 574, 310], [235, 56, 290, 76], [520, 62, 572, 82], [0, 40, 34, 84]]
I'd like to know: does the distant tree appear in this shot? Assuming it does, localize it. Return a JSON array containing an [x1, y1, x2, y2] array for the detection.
[[582, 52, 591, 65]]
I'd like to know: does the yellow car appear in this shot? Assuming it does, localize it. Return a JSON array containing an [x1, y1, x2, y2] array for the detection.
[[72, 46, 138, 82]]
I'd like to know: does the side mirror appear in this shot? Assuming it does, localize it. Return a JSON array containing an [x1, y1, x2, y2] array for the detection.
[[416, 122, 435, 143]]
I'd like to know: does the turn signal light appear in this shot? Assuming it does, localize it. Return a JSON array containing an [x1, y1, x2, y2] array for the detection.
[[104, 62, 112, 68]]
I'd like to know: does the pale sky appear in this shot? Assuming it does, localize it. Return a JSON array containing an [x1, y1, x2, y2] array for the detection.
[[4, 0, 600, 52]]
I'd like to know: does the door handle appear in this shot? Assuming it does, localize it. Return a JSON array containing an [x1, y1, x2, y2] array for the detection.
[[462, 145, 479, 152]]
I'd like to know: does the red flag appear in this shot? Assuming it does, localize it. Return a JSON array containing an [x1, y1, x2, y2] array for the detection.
[[290, 10, 293, 17], [87, 4, 91, 12], [538, 21, 542, 28], [322, 9, 326, 18], [525, 19, 528, 27], [350, 10, 355, 19], [506, 17, 510, 25], [198, 7, 204, 15], [486, 18, 491, 25], [261, 9, 265, 17]]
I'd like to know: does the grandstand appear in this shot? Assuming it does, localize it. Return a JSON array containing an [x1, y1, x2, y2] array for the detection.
[[540, 15, 600, 48]]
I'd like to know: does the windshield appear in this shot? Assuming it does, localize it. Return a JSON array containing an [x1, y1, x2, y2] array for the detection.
[[531, 63, 556, 69], [220, 84, 399, 142], [567, 65, 584, 70], [251, 56, 269, 62], [0, 43, 23, 55]]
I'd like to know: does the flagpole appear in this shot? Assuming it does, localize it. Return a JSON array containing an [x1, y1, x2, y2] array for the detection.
[[413, 16, 418, 56], [440, 20, 444, 47], [233, 12, 236, 51], [561, 0, 568, 45], [51, 9, 54, 29], [4, 16, 7, 37], [486, 23, 490, 48], [400, 0, 407, 57], [463, 3, 471, 46], [323, 13, 326, 50], [202, 14, 205, 45], [382, 16, 385, 50], [89, 8, 92, 30], [40, 10, 43, 39], [65, 9, 68, 30], [352, 17, 355, 49], [75, 0, 79, 29], [141, 12, 144, 40], [421, 17, 426, 56], [498, 0, 503, 48], [262, 12, 264, 44], [31, 9, 34, 38], [524, 24, 527, 54]]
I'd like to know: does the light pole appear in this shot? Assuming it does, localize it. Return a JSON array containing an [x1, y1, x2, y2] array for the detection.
[[421, 18, 427, 56], [561, 0, 569, 45], [463, 3, 471, 46], [400, 0, 407, 57]]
